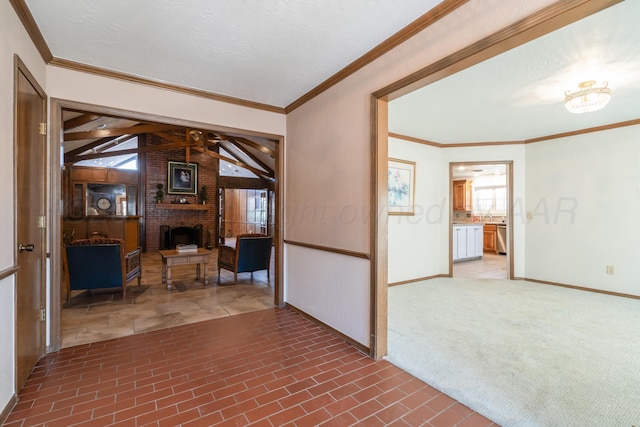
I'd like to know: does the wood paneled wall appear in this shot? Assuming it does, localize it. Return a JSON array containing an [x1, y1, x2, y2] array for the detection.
[[223, 189, 268, 237]]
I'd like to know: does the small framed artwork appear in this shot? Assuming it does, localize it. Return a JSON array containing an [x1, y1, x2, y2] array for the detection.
[[388, 158, 415, 215], [168, 161, 198, 195]]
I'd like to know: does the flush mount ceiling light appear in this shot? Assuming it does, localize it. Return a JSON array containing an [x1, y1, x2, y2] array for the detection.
[[564, 80, 611, 114]]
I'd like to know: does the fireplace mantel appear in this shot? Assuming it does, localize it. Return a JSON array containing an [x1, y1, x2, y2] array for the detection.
[[156, 204, 208, 211]]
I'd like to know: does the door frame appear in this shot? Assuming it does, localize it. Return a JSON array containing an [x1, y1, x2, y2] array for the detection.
[[449, 161, 514, 279], [47, 98, 285, 352], [370, 1, 616, 359]]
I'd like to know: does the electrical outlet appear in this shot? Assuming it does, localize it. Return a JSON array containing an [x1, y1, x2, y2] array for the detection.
[[526, 211, 533, 220], [606, 265, 615, 275]]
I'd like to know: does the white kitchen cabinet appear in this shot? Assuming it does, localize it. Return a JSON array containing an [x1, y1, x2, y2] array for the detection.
[[453, 224, 483, 262]]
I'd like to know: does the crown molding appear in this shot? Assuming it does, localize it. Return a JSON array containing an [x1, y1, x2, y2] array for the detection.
[[390, 118, 640, 148], [48, 58, 285, 114], [9, 0, 52, 62]]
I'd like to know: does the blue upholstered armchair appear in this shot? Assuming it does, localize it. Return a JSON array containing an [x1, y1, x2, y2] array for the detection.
[[65, 238, 142, 301], [217, 234, 272, 283]]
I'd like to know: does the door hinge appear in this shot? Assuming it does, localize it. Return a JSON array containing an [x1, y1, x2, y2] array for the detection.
[[39, 123, 46, 135], [37, 216, 46, 229], [40, 308, 46, 321]]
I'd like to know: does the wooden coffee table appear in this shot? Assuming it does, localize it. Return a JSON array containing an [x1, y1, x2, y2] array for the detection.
[[158, 248, 212, 290]]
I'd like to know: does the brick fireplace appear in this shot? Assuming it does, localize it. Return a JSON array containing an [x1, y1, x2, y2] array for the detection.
[[159, 224, 204, 249]]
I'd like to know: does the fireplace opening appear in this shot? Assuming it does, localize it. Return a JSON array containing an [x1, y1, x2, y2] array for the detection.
[[159, 224, 203, 249]]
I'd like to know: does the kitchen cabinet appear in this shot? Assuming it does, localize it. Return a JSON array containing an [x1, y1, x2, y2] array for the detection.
[[453, 224, 483, 262], [453, 180, 473, 211], [483, 224, 497, 253]]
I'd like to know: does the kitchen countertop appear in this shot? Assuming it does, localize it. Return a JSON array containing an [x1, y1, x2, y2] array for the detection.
[[453, 222, 507, 226]]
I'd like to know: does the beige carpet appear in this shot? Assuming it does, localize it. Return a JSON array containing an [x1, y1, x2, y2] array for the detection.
[[387, 277, 640, 426]]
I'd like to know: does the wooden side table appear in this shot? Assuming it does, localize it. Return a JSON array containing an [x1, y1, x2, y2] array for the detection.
[[158, 248, 212, 290]]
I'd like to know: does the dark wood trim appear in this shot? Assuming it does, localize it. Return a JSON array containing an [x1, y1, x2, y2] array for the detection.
[[506, 163, 515, 279], [286, 304, 370, 355], [391, 131, 523, 148], [218, 176, 269, 190], [0, 266, 19, 282], [274, 136, 284, 308], [48, 100, 63, 353], [388, 274, 448, 287], [286, 0, 469, 113], [8, 0, 52, 62], [49, 58, 285, 114], [441, 141, 525, 148], [371, 96, 388, 359], [374, 0, 622, 101], [525, 278, 640, 300], [0, 394, 17, 427], [524, 118, 640, 144], [388, 132, 444, 147], [284, 240, 370, 260]]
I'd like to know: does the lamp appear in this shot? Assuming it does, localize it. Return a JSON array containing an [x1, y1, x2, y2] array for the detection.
[[564, 80, 611, 114]]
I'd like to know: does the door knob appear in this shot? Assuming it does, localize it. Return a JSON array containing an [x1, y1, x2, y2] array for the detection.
[[18, 243, 35, 252]]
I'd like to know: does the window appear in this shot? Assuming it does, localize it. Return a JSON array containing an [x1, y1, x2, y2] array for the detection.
[[73, 136, 138, 170], [473, 186, 506, 215]]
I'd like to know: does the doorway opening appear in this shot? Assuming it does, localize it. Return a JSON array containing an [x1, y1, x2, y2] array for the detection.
[[48, 99, 284, 351], [450, 161, 514, 280]]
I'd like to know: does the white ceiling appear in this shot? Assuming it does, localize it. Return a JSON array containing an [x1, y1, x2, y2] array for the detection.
[[24, 0, 443, 108], [21, 1, 639, 144], [389, 1, 640, 143]]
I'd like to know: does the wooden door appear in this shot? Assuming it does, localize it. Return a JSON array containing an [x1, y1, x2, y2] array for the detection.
[[15, 59, 47, 391]]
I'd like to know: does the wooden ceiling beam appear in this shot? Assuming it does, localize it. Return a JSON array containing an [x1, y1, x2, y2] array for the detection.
[[215, 132, 276, 158], [195, 145, 274, 180], [219, 139, 273, 176], [63, 113, 101, 131], [64, 136, 116, 160], [154, 131, 273, 179], [64, 141, 195, 164], [64, 124, 181, 141]]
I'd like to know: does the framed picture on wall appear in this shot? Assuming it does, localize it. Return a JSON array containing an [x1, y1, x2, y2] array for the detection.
[[168, 161, 198, 195], [388, 158, 415, 215]]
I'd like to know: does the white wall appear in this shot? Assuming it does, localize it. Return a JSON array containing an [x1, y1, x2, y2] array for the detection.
[[388, 138, 445, 283], [525, 125, 640, 296], [386, 141, 527, 279], [285, 245, 370, 344], [285, 0, 554, 346], [46, 67, 286, 137], [0, 0, 48, 414]]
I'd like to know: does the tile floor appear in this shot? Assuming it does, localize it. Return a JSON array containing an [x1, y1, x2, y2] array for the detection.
[[453, 253, 507, 279], [7, 247, 499, 426], [6, 308, 497, 427], [61, 251, 274, 348]]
